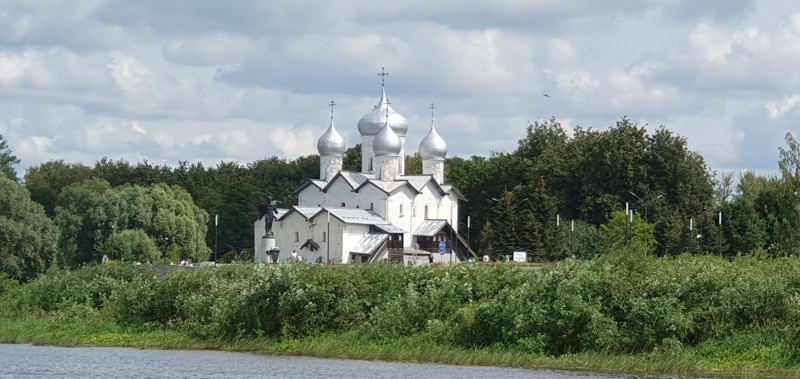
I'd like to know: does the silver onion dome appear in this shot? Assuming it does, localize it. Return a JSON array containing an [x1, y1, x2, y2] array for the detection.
[[317, 113, 346, 157], [357, 88, 408, 137], [372, 116, 402, 156], [419, 120, 447, 160]]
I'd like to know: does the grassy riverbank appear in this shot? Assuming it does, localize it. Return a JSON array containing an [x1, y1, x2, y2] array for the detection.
[[1, 316, 797, 378], [2, 255, 800, 378]]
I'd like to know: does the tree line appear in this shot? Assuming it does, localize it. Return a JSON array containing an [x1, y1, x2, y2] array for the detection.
[[1, 120, 799, 281]]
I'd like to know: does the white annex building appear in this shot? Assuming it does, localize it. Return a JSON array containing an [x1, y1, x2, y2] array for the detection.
[[254, 70, 475, 265]]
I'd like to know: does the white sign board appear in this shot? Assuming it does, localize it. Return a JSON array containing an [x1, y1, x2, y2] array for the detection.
[[513, 251, 527, 263]]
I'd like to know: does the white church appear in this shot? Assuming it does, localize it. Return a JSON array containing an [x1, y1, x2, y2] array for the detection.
[[254, 71, 476, 265]]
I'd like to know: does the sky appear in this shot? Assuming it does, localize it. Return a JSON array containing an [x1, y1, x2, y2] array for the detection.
[[1, 0, 799, 180]]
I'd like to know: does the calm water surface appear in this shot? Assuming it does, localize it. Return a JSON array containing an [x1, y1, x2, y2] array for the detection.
[[0, 344, 704, 379]]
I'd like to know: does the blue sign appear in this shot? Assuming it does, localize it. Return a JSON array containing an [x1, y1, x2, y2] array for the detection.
[[438, 241, 446, 255]]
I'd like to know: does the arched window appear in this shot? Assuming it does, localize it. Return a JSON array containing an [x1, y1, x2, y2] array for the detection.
[[424, 205, 429, 219], [399, 203, 404, 216]]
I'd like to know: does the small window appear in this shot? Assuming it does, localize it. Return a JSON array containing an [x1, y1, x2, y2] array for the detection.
[[294, 232, 299, 242], [370, 202, 374, 210], [341, 202, 345, 207], [322, 232, 327, 242], [399, 204, 404, 216], [412, 207, 417, 217], [424, 205, 429, 219]]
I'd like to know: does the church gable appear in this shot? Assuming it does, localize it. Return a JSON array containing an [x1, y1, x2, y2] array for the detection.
[[324, 178, 358, 206], [420, 180, 445, 200], [297, 183, 323, 206]]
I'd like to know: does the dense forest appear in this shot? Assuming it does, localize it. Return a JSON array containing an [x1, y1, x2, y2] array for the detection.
[[2, 118, 800, 282]]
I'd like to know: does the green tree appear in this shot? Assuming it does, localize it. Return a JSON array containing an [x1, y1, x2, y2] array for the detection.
[[96, 229, 161, 262], [779, 132, 800, 193], [0, 176, 59, 281], [405, 153, 422, 175], [720, 198, 766, 256], [24, 160, 93, 216], [556, 220, 609, 259], [0, 133, 20, 181], [54, 178, 114, 265], [54, 179, 210, 265], [343, 144, 362, 171], [601, 211, 656, 254]]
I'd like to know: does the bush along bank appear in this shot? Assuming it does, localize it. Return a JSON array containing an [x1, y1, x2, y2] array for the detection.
[[2, 255, 800, 376]]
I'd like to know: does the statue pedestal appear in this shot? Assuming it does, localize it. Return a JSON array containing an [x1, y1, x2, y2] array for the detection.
[[257, 235, 278, 263], [254, 235, 276, 263]]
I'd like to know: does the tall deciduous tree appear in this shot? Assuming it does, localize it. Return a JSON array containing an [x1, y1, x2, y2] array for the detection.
[[0, 133, 20, 181], [54, 179, 211, 265], [0, 176, 59, 281], [24, 160, 93, 216]]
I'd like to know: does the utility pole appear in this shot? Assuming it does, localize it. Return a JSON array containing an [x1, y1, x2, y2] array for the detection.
[[556, 214, 560, 262], [718, 211, 723, 256], [467, 215, 471, 249], [327, 210, 331, 265], [214, 214, 218, 265]]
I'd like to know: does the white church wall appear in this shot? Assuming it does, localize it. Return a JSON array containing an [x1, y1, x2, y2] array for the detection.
[[274, 212, 313, 262], [298, 186, 323, 207], [355, 185, 388, 215], [385, 188, 415, 247], [330, 217, 345, 263], [341, 223, 370, 264], [307, 211, 343, 264], [323, 179, 359, 207]]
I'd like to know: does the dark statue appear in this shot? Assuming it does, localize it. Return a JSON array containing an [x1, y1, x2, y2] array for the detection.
[[260, 197, 280, 236]]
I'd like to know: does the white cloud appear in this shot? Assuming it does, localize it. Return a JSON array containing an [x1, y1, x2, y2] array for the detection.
[[269, 127, 318, 157], [162, 33, 253, 66], [766, 95, 800, 120], [0, 0, 797, 177]]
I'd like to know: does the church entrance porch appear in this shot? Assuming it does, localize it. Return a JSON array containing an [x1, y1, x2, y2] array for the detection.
[[413, 220, 477, 262]]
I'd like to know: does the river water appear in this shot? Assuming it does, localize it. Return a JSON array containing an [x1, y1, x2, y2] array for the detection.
[[0, 344, 699, 379]]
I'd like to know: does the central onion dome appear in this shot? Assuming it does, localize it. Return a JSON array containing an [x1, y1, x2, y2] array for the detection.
[[419, 120, 447, 160], [357, 88, 408, 137], [317, 116, 346, 156], [372, 115, 402, 156]]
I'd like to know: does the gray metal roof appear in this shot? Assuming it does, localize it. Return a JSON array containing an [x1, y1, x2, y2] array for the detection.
[[350, 233, 387, 255], [294, 206, 322, 220], [275, 208, 290, 220], [374, 224, 406, 234], [338, 171, 372, 188], [401, 176, 430, 192], [414, 219, 448, 237], [366, 179, 406, 193], [327, 207, 386, 224]]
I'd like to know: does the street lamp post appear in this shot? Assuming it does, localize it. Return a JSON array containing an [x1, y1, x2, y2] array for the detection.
[[629, 191, 663, 221]]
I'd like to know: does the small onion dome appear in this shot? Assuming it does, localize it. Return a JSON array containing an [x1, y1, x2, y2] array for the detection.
[[418, 121, 447, 160], [357, 88, 408, 136], [372, 118, 402, 156], [317, 120, 346, 156]]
